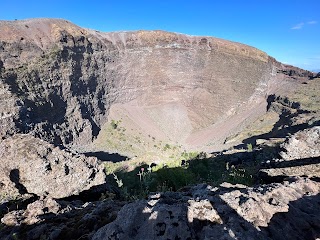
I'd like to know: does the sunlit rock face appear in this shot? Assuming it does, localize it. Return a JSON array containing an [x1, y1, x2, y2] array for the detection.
[[0, 19, 313, 154], [0, 18, 319, 240], [92, 178, 320, 240]]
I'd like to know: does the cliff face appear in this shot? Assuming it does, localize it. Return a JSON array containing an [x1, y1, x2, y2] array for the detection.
[[0, 18, 314, 153], [0, 19, 115, 147], [1, 19, 320, 240]]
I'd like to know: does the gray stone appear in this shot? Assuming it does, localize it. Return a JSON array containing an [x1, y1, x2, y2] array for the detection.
[[93, 178, 320, 240], [0, 134, 106, 200], [280, 126, 320, 160]]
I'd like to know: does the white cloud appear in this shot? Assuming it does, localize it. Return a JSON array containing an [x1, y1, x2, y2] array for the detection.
[[291, 20, 318, 30], [291, 22, 304, 30], [307, 20, 318, 25]]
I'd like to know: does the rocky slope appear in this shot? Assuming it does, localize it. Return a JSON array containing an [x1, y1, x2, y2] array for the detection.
[[0, 18, 315, 156], [1, 122, 319, 240], [93, 178, 320, 240], [0, 134, 106, 201], [0, 18, 319, 240]]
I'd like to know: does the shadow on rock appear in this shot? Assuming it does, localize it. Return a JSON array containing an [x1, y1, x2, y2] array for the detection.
[[84, 151, 127, 162], [0, 198, 125, 240], [260, 193, 320, 239], [92, 178, 320, 240], [9, 169, 28, 195]]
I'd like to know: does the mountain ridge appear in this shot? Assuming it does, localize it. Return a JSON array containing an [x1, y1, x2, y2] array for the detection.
[[1, 18, 320, 240], [0, 18, 315, 155]]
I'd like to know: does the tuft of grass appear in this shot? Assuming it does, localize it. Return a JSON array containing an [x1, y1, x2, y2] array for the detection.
[[247, 143, 253, 152]]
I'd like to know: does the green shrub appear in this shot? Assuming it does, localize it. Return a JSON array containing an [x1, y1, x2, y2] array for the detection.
[[152, 167, 195, 191], [110, 120, 118, 129], [106, 151, 258, 200]]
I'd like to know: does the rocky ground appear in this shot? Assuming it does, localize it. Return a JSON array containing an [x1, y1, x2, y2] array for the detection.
[[1, 121, 320, 239], [0, 18, 320, 239]]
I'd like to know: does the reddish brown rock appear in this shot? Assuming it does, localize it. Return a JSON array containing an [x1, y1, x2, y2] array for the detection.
[[0, 18, 314, 155]]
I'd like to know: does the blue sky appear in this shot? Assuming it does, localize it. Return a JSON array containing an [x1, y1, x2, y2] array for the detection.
[[1, 0, 319, 71]]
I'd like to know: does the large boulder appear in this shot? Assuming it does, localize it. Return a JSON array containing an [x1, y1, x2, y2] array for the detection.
[[280, 126, 320, 160], [0, 134, 106, 200], [259, 126, 320, 181], [93, 178, 320, 240]]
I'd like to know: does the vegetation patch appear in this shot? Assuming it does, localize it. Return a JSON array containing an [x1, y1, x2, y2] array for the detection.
[[103, 146, 276, 200], [288, 78, 320, 112]]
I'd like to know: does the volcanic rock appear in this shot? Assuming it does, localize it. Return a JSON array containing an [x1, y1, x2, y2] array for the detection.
[[0, 134, 106, 200], [1, 198, 125, 240], [1, 197, 60, 226], [0, 18, 319, 240], [260, 127, 320, 181], [280, 126, 320, 160], [0, 18, 314, 155], [93, 178, 320, 240]]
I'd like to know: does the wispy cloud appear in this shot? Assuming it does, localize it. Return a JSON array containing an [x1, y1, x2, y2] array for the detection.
[[291, 20, 318, 30], [291, 22, 304, 30], [308, 56, 320, 60], [308, 20, 318, 25]]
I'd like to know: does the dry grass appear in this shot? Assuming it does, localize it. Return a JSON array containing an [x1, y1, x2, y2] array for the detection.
[[287, 78, 320, 112]]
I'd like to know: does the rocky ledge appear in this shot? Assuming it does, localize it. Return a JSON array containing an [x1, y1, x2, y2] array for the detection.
[[1, 177, 319, 240], [260, 126, 320, 182], [93, 178, 320, 240], [1, 125, 320, 239], [0, 134, 106, 201]]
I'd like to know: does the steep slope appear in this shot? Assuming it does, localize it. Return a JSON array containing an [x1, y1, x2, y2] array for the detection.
[[1, 18, 320, 240], [0, 18, 314, 157], [0, 19, 116, 148]]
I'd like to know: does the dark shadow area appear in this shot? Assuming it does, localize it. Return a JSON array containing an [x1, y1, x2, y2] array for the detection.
[[266, 94, 301, 110], [0, 198, 124, 240], [234, 94, 320, 149], [106, 143, 282, 200], [1, 141, 320, 239], [1, 170, 37, 219], [1, 35, 105, 146], [236, 115, 320, 149], [9, 169, 28, 195], [61, 182, 114, 203], [258, 156, 320, 184], [84, 151, 127, 162], [261, 193, 320, 240], [311, 177, 320, 183], [261, 156, 320, 169], [0, 195, 38, 221], [66, 38, 103, 140], [91, 177, 320, 239]]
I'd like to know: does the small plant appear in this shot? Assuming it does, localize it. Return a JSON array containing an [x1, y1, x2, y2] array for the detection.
[[135, 166, 154, 197], [113, 173, 123, 188], [137, 167, 145, 181], [163, 143, 171, 151], [110, 120, 118, 129], [156, 182, 172, 192], [12, 233, 19, 240], [181, 151, 199, 160], [137, 167, 152, 185], [247, 143, 253, 152], [226, 166, 254, 186]]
